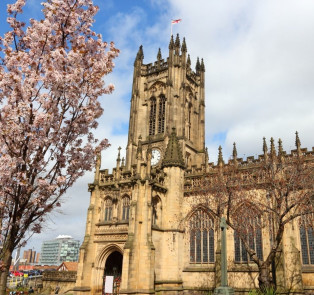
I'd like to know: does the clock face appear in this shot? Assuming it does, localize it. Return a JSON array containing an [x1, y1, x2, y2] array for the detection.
[[151, 149, 161, 166]]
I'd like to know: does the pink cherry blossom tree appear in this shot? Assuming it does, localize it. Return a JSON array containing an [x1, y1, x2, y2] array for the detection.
[[0, 0, 119, 292]]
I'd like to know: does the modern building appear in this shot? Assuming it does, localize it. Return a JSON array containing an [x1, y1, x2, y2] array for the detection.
[[35, 252, 40, 264], [74, 35, 314, 295], [23, 249, 38, 264], [39, 235, 80, 265]]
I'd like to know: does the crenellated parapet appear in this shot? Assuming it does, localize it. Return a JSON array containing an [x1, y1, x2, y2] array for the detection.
[[184, 133, 314, 193], [90, 164, 167, 193], [134, 34, 204, 87], [142, 59, 168, 76]]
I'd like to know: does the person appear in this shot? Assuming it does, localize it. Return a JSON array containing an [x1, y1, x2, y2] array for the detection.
[[28, 286, 34, 294], [55, 285, 60, 294]]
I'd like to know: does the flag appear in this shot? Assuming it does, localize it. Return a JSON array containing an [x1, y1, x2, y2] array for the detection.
[[171, 19, 182, 24]]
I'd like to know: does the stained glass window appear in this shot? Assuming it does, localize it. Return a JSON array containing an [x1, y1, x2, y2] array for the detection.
[[190, 210, 215, 264], [300, 226, 314, 265], [234, 216, 263, 263]]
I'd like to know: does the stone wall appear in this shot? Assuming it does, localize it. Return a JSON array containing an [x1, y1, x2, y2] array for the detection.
[[42, 271, 77, 294]]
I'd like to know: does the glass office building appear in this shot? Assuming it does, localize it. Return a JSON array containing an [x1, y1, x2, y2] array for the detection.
[[39, 235, 80, 265]]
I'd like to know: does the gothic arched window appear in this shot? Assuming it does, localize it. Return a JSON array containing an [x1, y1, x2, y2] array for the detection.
[[158, 95, 166, 134], [122, 196, 130, 221], [300, 226, 314, 265], [234, 215, 263, 263], [189, 210, 215, 264], [300, 214, 314, 265], [104, 197, 113, 222], [149, 97, 156, 136], [152, 195, 162, 227]]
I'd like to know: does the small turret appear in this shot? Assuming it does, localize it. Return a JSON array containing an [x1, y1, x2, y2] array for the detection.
[[157, 48, 162, 70], [134, 45, 144, 65], [175, 34, 180, 47], [295, 131, 301, 155], [116, 146, 121, 168], [270, 137, 276, 161], [263, 137, 268, 161], [133, 45, 144, 80], [217, 145, 224, 167], [169, 35, 174, 49], [174, 34, 180, 56], [181, 37, 187, 53], [278, 138, 284, 163], [199, 58, 205, 88], [232, 142, 238, 165], [157, 48, 162, 61], [168, 35, 174, 66], [162, 127, 185, 169], [181, 37, 187, 66], [187, 54, 191, 67], [200, 58, 205, 72], [232, 142, 238, 159], [196, 57, 201, 75]]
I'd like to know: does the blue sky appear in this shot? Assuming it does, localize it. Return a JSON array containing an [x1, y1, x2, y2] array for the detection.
[[1, 0, 314, 255]]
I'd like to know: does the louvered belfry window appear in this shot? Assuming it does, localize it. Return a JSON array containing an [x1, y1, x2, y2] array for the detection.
[[158, 95, 166, 134], [149, 97, 156, 136]]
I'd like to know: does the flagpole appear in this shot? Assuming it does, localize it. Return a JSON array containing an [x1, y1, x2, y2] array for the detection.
[[171, 21, 173, 37], [171, 19, 181, 37]]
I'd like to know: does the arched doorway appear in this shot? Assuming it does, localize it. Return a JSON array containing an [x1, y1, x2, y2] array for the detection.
[[102, 251, 123, 295]]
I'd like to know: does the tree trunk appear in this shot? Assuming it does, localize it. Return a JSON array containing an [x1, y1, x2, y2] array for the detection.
[[0, 247, 13, 295], [258, 263, 274, 293]]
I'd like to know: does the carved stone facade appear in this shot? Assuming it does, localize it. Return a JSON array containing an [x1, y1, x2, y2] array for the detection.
[[74, 35, 314, 295]]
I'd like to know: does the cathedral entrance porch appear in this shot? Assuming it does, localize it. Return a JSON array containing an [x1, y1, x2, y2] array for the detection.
[[102, 251, 123, 295]]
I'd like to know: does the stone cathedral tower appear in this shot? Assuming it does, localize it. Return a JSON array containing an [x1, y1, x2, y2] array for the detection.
[[126, 34, 206, 170], [74, 35, 314, 295], [74, 34, 208, 295]]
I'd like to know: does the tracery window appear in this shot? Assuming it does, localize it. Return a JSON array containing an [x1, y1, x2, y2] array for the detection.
[[300, 227, 314, 265], [189, 210, 215, 264], [104, 197, 113, 222], [149, 97, 156, 136], [122, 196, 130, 221], [158, 95, 166, 134], [234, 215, 263, 263], [300, 214, 314, 265]]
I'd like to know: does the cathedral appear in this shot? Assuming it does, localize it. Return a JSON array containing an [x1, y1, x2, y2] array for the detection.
[[74, 35, 314, 295]]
